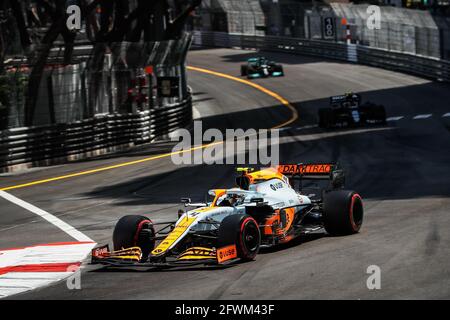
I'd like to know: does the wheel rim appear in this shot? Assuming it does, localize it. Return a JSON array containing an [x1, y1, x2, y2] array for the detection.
[[241, 220, 260, 253]]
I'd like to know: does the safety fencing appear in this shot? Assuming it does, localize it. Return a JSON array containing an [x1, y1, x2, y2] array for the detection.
[[2, 34, 193, 129], [192, 31, 450, 82], [0, 95, 192, 173], [305, 3, 450, 60], [0, 33, 194, 173], [196, 2, 450, 60]]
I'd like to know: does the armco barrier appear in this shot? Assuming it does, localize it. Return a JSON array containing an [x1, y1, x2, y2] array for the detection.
[[193, 31, 450, 82], [0, 96, 192, 173]]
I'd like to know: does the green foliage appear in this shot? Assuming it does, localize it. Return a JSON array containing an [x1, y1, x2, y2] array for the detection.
[[0, 73, 27, 129], [0, 75, 10, 110], [0, 74, 10, 129]]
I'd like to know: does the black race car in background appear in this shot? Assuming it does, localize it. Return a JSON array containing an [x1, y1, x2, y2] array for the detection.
[[241, 57, 284, 79], [318, 93, 387, 128]]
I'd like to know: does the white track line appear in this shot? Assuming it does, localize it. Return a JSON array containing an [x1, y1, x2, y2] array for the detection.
[[387, 116, 404, 121], [413, 114, 432, 119], [279, 125, 319, 132], [0, 272, 72, 298], [443, 113, 450, 118], [0, 191, 93, 242]]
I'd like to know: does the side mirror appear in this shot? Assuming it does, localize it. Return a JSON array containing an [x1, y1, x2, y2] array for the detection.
[[181, 198, 207, 208], [180, 198, 191, 207]]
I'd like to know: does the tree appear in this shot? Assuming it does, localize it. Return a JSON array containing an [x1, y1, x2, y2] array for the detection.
[[22, 1, 68, 126], [9, 0, 31, 51], [5, 0, 203, 126]]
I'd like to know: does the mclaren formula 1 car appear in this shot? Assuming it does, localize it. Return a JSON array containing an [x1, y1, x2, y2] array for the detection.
[[241, 57, 284, 79], [318, 92, 386, 128], [91, 164, 364, 268]]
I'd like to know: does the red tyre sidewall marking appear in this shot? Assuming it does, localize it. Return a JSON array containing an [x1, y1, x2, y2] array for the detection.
[[239, 217, 258, 257], [349, 194, 362, 231], [133, 219, 152, 246]]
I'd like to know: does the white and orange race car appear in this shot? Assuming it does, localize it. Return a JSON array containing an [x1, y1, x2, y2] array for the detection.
[[91, 164, 364, 268]]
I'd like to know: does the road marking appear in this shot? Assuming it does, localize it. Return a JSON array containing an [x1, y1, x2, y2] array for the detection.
[[413, 114, 432, 119], [0, 262, 81, 275], [0, 143, 221, 192], [0, 66, 298, 191], [0, 242, 96, 298], [443, 113, 450, 118], [187, 66, 299, 129], [0, 191, 93, 242], [287, 124, 319, 131], [386, 116, 404, 121]]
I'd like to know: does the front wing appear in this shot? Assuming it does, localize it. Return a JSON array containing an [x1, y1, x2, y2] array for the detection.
[[247, 68, 283, 78], [90, 244, 239, 269]]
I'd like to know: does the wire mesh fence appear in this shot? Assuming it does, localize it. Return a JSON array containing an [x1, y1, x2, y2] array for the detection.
[[199, 0, 266, 35], [292, 3, 449, 59], [305, 3, 443, 58], [196, 1, 450, 60], [0, 33, 192, 129]]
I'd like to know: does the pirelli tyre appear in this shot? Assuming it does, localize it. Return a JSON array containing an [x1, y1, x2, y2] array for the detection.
[[218, 214, 261, 261], [319, 108, 334, 128], [113, 215, 156, 261], [241, 65, 248, 76], [323, 190, 364, 236]]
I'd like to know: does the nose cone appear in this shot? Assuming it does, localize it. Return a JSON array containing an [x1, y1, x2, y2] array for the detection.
[[187, 206, 236, 223], [189, 206, 232, 217]]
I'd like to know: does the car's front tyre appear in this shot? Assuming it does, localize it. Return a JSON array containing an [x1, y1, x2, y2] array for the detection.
[[218, 214, 261, 261], [273, 64, 284, 76], [113, 215, 155, 262]]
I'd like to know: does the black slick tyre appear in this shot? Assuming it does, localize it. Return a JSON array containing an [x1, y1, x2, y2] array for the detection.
[[323, 190, 364, 236], [218, 214, 260, 261], [113, 215, 155, 261]]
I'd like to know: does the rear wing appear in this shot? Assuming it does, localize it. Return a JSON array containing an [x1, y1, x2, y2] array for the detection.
[[277, 164, 345, 189], [330, 94, 361, 105]]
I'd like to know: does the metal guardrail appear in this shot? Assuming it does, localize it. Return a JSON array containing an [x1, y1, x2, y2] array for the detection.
[[193, 31, 450, 82], [0, 96, 192, 173], [355, 46, 450, 82]]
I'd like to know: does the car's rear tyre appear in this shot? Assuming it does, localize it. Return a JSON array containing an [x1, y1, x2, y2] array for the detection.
[[319, 108, 334, 128], [113, 215, 155, 261], [218, 214, 260, 261], [323, 190, 363, 236], [241, 65, 248, 76]]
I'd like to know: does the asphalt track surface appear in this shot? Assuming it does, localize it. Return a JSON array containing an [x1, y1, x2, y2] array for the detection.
[[1, 48, 450, 299]]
